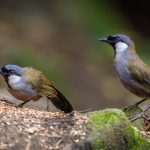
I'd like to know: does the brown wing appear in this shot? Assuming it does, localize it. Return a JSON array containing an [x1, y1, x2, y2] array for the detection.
[[23, 67, 53, 90], [127, 58, 150, 87], [24, 67, 73, 113]]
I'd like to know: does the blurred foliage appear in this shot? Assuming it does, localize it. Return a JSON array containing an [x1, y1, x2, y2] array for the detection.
[[0, 0, 150, 110]]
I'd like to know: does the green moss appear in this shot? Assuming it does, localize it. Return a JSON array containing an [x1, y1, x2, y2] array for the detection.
[[86, 109, 150, 150], [132, 129, 150, 150], [87, 109, 126, 129]]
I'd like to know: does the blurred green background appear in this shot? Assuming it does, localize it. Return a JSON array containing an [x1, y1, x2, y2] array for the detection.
[[0, 0, 150, 111]]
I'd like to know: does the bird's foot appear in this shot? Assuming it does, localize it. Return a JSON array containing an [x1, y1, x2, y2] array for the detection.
[[0, 98, 14, 105], [130, 104, 150, 122], [17, 103, 24, 108], [130, 112, 148, 122], [17, 101, 29, 108], [123, 98, 147, 112], [123, 104, 138, 111]]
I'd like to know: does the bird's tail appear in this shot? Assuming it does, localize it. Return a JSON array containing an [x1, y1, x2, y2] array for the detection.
[[47, 86, 73, 113]]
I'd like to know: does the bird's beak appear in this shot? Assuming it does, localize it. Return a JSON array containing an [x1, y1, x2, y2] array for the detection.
[[99, 38, 109, 43], [0, 67, 6, 76], [0, 67, 2, 74]]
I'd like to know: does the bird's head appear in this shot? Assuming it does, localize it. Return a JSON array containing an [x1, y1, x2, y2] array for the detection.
[[0, 65, 23, 84], [99, 34, 134, 54]]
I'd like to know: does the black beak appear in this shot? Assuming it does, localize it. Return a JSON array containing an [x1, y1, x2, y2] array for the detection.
[[99, 38, 109, 43], [0, 67, 2, 74], [0, 67, 8, 76]]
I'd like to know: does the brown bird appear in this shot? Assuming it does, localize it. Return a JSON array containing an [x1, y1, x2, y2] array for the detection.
[[0, 64, 73, 113], [100, 34, 150, 121]]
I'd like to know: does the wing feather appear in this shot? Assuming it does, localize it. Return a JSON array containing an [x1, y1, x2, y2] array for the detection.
[[127, 59, 150, 87]]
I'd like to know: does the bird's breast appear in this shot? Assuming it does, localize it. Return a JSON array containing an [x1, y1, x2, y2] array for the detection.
[[114, 59, 148, 97], [8, 78, 39, 101], [114, 52, 131, 82], [115, 61, 132, 84], [114, 55, 140, 91]]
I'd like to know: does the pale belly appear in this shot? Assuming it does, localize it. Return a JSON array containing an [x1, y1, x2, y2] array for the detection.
[[8, 82, 40, 101], [9, 88, 40, 101], [115, 63, 150, 97]]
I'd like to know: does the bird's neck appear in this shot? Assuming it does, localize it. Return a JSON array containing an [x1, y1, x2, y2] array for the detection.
[[8, 75, 22, 85], [115, 44, 137, 63], [4, 75, 22, 89]]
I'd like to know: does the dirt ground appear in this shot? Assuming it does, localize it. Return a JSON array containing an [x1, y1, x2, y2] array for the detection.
[[0, 101, 88, 150]]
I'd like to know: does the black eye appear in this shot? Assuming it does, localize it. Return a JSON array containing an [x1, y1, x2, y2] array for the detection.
[[114, 37, 120, 43], [9, 70, 15, 74]]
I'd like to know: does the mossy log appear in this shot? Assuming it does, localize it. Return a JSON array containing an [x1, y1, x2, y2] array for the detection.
[[76, 109, 150, 150]]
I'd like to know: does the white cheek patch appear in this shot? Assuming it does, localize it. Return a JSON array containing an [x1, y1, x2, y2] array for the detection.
[[115, 42, 128, 53], [8, 75, 22, 85]]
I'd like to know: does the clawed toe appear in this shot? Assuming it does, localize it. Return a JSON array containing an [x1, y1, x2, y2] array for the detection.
[[129, 105, 150, 122], [17, 103, 24, 108], [17, 101, 29, 108], [123, 104, 137, 111], [0, 99, 13, 105], [130, 112, 148, 122], [123, 99, 150, 122], [123, 98, 147, 112]]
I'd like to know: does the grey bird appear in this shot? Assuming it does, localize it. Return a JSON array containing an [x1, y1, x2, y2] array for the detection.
[[100, 34, 150, 121], [0, 64, 73, 113]]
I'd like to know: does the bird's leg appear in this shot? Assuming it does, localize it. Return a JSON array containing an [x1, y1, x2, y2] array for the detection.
[[123, 98, 147, 111], [17, 101, 29, 108], [0, 98, 14, 105], [130, 104, 150, 122], [46, 99, 50, 111], [143, 104, 150, 113]]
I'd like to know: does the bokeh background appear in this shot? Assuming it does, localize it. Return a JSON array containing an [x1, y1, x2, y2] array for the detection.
[[0, 0, 150, 111]]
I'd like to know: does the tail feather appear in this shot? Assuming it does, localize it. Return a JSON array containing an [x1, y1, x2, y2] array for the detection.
[[47, 86, 73, 113]]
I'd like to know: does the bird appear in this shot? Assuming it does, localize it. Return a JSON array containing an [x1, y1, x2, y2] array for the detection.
[[0, 64, 73, 113], [99, 34, 150, 121]]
